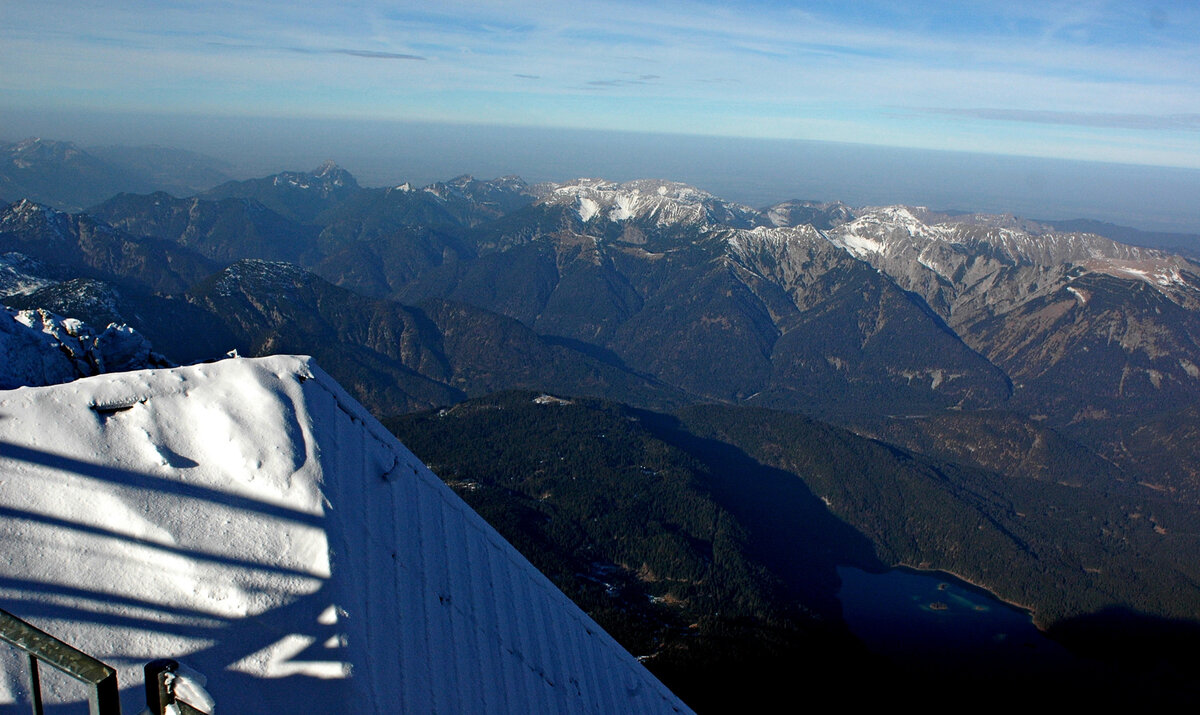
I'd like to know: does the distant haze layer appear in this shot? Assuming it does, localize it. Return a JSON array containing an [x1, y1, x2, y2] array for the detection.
[[4, 109, 1199, 234]]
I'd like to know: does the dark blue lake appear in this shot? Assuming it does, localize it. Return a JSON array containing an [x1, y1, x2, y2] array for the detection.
[[837, 566, 1077, 675]]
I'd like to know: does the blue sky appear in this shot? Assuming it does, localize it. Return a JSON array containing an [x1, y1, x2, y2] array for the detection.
[[2, 0, 1199, 170]]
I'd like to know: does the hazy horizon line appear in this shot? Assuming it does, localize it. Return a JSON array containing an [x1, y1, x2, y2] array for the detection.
[[3, 112, 1199, 234]]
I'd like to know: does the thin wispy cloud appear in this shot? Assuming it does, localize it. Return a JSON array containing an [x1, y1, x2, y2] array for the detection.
[[1, 0, 1198, 167], [585, 76, 660, 88], [924, 108, 1200, 132], [298, 48, 425, 61], [207, 41, 424, 61]]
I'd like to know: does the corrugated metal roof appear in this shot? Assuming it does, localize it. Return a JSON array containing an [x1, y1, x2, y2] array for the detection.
[[0, 355, 692, 713]]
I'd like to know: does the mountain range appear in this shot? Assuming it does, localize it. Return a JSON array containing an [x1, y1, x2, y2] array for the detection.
[[4, 139, 1200, 708], [16, 157, 1194, 427]]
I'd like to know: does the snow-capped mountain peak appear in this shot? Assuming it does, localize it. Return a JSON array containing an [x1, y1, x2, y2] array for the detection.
[[1, 199, 75, 243], [313, 159, 344, 179], [418, 174, 534, 214], [826, 204, 1185, 268], [535, 178, 764, 229], [816, 204, 1200, 318], [764, 199, 855, 230], [5, 198, 50, 220], [270, 162, 359, 195], [831, 205, 955, 255]]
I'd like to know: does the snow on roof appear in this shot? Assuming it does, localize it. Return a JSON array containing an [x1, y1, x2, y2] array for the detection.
[[0, 355, 690, 714]]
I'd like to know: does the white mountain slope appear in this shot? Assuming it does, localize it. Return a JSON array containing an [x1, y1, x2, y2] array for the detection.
[[522, 180, 1198, 314], [816, 205, 1200, 323], [535, 178, 764, 228], [0, 251, 55, 296], [827, 205, 1194, 278], [0, 355, 691, 714]]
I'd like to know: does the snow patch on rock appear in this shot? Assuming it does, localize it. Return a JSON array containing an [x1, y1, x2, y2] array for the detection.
[[538, 178, 762, 229], [0, 307, 170, 389]]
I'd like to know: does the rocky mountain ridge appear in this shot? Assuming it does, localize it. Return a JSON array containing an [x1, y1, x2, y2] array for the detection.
[[5, 153, 1200, 707], [533, 177, 765, 229], [7, 163, 1200, 425]]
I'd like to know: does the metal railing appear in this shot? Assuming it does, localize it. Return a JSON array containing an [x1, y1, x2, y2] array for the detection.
[[0, 608, 210, 715], [0, 607, 120, 715]]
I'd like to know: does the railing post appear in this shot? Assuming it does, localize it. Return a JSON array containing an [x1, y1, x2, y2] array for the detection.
[[91, 669, 121, 715], [25, 652, 42, 715], [144, 658, 177, 715], [144, 659, 208, 715]]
